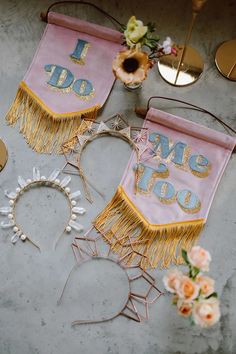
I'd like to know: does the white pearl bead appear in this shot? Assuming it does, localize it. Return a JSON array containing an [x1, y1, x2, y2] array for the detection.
[[65, 187, 70, 193], [55, 179, 60, 184], [20, 234, 26, 241], [66, 226, 71, 232], [27, 179, 32, 183], [41, 176, 46, 181], [9, 200, 14, 206], [16, 188, 20, 193], [71, 214, 76, 220], [13, 226, 18, 232], [71, 200, 76, 206], [8, 214, 13, 219]]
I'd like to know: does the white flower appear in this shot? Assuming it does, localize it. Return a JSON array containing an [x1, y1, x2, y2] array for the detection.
[[192, 298, 221, 328], [177, 299, 193, 317], [188, 246, 212, 272], [160, 36, 173, 54], [163, 268, 183, 293], [196, 275, 215, 297], [176, 275, 200, 302]]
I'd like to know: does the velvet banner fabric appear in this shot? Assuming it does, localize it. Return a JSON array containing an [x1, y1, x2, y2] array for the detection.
[[94, 108, 236, 269], [6, 12, 122, 153]]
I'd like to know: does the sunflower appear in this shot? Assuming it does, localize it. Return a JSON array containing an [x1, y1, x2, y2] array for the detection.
[[112, 49, 152, 85]]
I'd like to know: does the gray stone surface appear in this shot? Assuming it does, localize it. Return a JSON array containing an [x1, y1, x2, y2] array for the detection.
[[0, 0, 235, 353]]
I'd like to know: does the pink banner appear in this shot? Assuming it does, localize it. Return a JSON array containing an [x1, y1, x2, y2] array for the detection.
[[6, 12, 122, 153], [121, 108, 236, 225], [25, 12, 123, 115], [94, 108, 236, 269]]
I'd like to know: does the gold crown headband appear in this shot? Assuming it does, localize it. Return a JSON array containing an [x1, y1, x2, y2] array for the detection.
[[57, 227, 163, 325], [0, 167, 86, 250], [62, 114, 149, 203]]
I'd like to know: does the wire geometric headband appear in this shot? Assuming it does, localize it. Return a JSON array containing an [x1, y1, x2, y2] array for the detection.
[[62, 113, 149, 202], [57, 227, 163, 325], [0, 167, 86, 250]]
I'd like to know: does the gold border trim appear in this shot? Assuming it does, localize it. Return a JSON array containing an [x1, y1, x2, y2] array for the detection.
[[20, 81, 101, 120], [118, 185, 205, 229]]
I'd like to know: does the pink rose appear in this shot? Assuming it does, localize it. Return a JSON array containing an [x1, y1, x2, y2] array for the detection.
[[196, 275, 215, 297], [177, 299, 193, 317], [163, 268, 183, 293], [193, 298, 220, 327], [176, 275, 200, 302], [188, 246, 211, 271]]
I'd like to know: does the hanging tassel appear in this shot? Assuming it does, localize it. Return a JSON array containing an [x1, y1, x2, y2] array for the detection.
[[93, 186, 205, 269], [6, 81, 99, 154]]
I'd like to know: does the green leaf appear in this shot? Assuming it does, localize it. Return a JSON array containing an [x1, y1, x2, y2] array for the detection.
[[147, 22, 156, 32], [206, 292, 218, 299], [153, 35, 160, 41], [191, 266, 200, 280], [172, 297, 178, 305], [143, 38, 158, 50], [182, 249, 189, 264], [189, 265, 200, 280], [146, 33, 160, 41], [121, 24, 127, 32], [189, 316, 195, 326]]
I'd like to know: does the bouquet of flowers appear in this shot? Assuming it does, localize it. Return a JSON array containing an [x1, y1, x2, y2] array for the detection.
[[163, 246, 221, 328], [112, 16, 176, 88]]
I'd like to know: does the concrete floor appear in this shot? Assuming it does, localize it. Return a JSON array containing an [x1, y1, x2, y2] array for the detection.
[[0, 0, 235, 353]]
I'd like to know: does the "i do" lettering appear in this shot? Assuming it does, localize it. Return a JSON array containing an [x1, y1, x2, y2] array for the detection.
[[44, 38, 94, 100]]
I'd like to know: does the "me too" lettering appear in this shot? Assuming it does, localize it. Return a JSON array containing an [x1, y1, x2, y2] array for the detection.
[[135, 132, 211, 214]]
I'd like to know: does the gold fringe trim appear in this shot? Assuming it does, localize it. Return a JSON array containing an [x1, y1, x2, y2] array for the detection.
[[6, 81, 99, 154], [93, 186, 205, 269]]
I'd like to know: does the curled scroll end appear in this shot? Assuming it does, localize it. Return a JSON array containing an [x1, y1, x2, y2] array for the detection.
[[135, 106, 147, 118], [40, 11, 48, 22]]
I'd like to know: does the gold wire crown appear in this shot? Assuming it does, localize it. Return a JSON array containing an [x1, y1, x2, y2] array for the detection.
[[62, 113, 149, 202], [57, 226, 163, 325]]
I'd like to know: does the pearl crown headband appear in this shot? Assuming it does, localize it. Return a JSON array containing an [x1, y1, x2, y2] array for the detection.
[[0, 167, 86, 249]]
